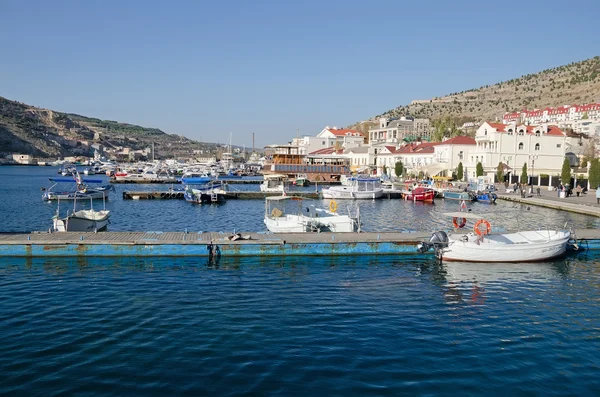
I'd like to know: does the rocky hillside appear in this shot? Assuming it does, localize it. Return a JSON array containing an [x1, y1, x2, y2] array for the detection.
[[366, 56, 600, 124], [0, 96, 217, 158]]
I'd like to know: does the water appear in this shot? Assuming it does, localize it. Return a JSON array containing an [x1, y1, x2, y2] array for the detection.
[[1, 166, 600, 395], [1, 255, 600, 395], [1, 166, 600, 233]]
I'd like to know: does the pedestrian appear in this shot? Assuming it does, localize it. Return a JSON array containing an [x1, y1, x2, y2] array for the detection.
[[576, 184, 582, 197], [596, 185, 600, 204], [557, 184, 562, 197], [536, 186, 541, 197]]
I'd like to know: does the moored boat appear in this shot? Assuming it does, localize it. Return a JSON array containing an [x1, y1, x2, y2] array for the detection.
[[402, 187, 435, 202], [264, 196, 360, 233], [321, 177, 383, 200], [417, 212, 572, 262], [52, 196, 110, 232]]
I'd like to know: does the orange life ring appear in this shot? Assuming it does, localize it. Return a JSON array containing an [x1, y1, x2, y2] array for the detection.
[[474, 219, 492, 236], [453, 217, 467, 229]]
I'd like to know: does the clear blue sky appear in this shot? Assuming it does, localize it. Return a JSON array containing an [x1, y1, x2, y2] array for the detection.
[[1, 0, 598, 148]]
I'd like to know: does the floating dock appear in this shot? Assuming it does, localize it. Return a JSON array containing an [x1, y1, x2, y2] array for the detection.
[[122, 191, 322, 200], [0, 230, 598, 258]]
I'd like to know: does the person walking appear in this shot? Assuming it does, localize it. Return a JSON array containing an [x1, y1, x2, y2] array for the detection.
[[596, 185, 600, 204], [536, 186, 541, 197], [576, 184, 582, 197]]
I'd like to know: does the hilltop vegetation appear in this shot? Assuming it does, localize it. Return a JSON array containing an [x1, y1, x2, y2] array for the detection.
[[0, 96, 218, 158], [362, 56, 600, 128]]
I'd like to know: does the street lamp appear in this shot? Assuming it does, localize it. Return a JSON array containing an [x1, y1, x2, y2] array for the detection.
[[529, 154, 539, 193], [503, 156, 512, 184]]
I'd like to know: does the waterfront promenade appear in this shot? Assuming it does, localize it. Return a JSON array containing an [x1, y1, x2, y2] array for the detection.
[[496, 185, 600, 217]]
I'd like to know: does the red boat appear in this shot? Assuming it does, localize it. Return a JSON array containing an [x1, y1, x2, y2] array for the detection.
[[403, 187, 436, 202]]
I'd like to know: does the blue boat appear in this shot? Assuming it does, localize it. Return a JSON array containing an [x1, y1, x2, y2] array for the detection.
[[443, 191, 476, 201], [476, 192, 497, 204], [42, 173, 114, 201]]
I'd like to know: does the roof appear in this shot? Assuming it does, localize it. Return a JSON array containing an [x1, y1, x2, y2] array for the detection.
[[395, 142, 440, 155], [308, 146, 344, 155], [438, 136, 476, 145], [326, 128, 364, 137], [483, 122, 564, 136]]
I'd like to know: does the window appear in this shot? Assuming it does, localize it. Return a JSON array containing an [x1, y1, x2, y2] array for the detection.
[[322, 141, 325, 145], [535, 143, 540, 151], [557, 144, 561, 148], [518, 142, 524, 150], [518, 130, 524, 135], [535, 130, 541, 136], [484, 129, 487, 136]]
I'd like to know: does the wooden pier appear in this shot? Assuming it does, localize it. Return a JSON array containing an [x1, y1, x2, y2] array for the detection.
[[0, 229, 598, 258]]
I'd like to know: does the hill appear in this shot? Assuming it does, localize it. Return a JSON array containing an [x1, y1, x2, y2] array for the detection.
[[0, 96, 218, 159], [356, 56, 600, 130]]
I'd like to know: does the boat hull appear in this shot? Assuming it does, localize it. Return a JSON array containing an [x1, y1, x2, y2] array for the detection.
[[264, 214, 358, 233], [442, 230, 570, 262], [53, 210, 110, 232], [321, 187, 383, 200], [443, 191, 474, 201]]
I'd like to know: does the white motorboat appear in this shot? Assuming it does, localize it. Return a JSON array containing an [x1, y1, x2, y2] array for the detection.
[[264, 196, 360, 233], [260, 174, 287, 193], [417, 212, 572, 262], [322, 177, 383, 199], [52, 196, 110, 232]]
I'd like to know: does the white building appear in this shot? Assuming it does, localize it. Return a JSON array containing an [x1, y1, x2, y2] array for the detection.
[[297, 127, 364, 155], [467, 122, 570, 181], [433, 136, 477, 175], [369, 117, 431, 144]]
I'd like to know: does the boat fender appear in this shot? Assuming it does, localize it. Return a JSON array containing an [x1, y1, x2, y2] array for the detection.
[[452, 217, 467, 229], [329, 200, 337, 212], [474, 219, 492, 236]]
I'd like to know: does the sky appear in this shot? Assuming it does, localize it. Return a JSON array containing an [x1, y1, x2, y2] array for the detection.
[[1, 0, 598, 148]]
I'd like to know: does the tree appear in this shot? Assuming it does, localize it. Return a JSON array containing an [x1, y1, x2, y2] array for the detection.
[[382, 164, 387, 176], [521, 163, 528, 183], [457, 162, 464, 181], [496, 162, 504, 183], [589, 158, 600, 189], [394, 161, 403, 178], [561, 158, 571, 185], [476, 162, 484, 177]]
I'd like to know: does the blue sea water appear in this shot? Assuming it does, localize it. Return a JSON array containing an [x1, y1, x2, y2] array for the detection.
[[1, 166, 600, 396]]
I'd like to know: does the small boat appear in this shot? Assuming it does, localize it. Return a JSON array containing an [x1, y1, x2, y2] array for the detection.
[[417, 212, 572, 262], [52, 196, 110, 232], [42, 172, 113, 201], [260, 174, 287, 193], [184, 182, 225, 204], [293, 174, 309, 187], [402, 187, 435, 202], [321, 177, 383, 200], [443, 191, 476, 201], [475, 191, 497, 203], [264, 196, 360, 233]]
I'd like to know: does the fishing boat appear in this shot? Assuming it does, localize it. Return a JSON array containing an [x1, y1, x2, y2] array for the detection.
[[293, 174, 309, 187], [183, 182, 225, 204], [443, 190, 476, 201], [260, 174, 287, 193], [417, 212, 572, 262], [264, 196, 360, 233], [42, 172, 113, 201], [475, 191, 497, 203], [321, 177, 383, 200], [403, 187, 436, 202], [52, 196, 110, 232]]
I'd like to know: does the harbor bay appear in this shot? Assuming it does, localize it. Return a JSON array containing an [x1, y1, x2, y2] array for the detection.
[[2, 166, 600, 396]]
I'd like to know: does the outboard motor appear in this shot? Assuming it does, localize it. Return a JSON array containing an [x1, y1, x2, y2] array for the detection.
[[417, 231, 449, 253]]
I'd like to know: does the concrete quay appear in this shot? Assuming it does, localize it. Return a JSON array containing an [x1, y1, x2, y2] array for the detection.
[[496, 186, 600, 217]]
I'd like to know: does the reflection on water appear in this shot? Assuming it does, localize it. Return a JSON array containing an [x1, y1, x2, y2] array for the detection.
[[1, 253, 600, 395]]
